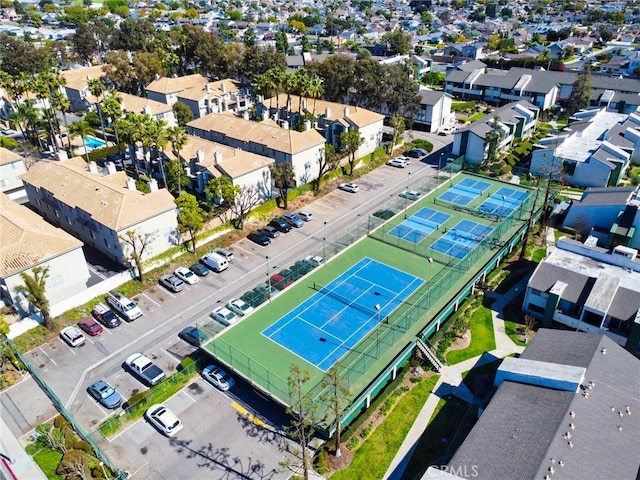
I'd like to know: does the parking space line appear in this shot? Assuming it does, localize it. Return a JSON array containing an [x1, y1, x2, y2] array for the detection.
[[38, 347, 57, 366], [128, 461, 149, 479], [64, 342, 77, 355], [231, 401, 266, 428], [141, 293, 161, 307], [161, 289, 176, 300], [86, 336, 95, 345], [232, 243, 253, 257], [90, 400, 108, 418], [182, 388, 197, 404], [108, 417, 142, 442]]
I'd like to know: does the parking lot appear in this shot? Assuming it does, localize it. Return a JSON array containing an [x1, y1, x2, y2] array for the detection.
[[2, 153, 446, 478]]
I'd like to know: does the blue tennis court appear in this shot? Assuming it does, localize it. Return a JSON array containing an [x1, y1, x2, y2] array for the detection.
[[477, 187, 529, 217], [388, 208, 451, 244], [262, 258, 424, 371], [431, 220, 494, 259], [438, 178, 492, 206]]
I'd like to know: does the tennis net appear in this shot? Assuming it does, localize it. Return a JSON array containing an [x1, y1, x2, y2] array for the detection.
[[312, 282, 376, 318], [407, 215, 439, 231], [452, 184, 482, 196]]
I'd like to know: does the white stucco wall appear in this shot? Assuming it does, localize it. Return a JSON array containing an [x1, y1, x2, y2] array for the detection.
[[232, 166, 273, 200], [0, 159, 26, 193], [4, 247, 90, 315], [570, 159, 612, 188], [356, 120, 384, 159], [291, 143, 324, 186], [118, 209, 179, 265]]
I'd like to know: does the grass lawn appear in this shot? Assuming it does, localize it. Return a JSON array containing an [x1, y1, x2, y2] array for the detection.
[[532, 248, 546, 263], [401, 395, 475, 479], [446, 306, 495, 365], [32, 448, 63, 480], [504, 320, 527, 346], [331, 375, 438, 480], [467, 112, 486, 122]]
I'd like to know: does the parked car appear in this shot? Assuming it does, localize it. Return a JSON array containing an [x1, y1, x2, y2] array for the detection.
[[268, 217, 291, 233], [293, 260, 315, 276], [78, 317, 103, 336], [270, 274, 292, 290], [159, 274, 185, 293], [258, 226, 280, 238], [210, 306, 238, 326], [296, 210, 313, 222], [339, 182, 359, 193], [202, 364, 235, 391], [145, 404, 183, 437], [404, 148, 428, 158], [174, 267, 198, 285], [279, 268, 302, 282], [60, 326, 86, 347], [178, 326, 202, 347], [386, 157, 411, 168], [399, 190, 422, 201], [200, 253, 229, 272], [241, 290, 267, 308], [248, 231, 271, 246], [255, 281, 279, 299], [87, 380, 123, 409], [97, 155, 124, 171], [125, 353, 166, 386], [106, 290, 142, 321], [92, 303, 120, 328], [214, 247, 234, 262], [304, 255, 325, 267], [283, 212, 304, 228], [226, 298, 254, 317], [189, 263, 209, 277]]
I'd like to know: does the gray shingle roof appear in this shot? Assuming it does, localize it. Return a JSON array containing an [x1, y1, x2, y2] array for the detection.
[[528, 262, 595, 304], [574, 187, 634, 206], [607, 287, 640, 321], [448, 330, 640, 480]]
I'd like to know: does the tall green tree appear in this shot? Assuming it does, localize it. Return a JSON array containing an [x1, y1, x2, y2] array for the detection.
[[205, 176, 240, 224], [119, 230, 156, 282], [321, 363, 350, 458], [102, 89, 123, 150], [175, 193, 204, 253], [314, 144, 340, 192], [68, 120, 95, 162], [17, 266, 52, 330], [243, 25, 256, 47], [389, 114, 405, 154], [87, 77, 106, 135], [339, 129, 363, 176], [167, 126, 188, 195], [567, 66, 592, 116], [51, 90, 72, 150], [172, 101, 193, 127], [270, 163, 296, 209]]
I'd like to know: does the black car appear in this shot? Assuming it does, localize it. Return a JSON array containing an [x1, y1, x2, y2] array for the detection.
[[178, 326, 202, 347], [97, 154, 124, 171], [189, 263, 209, 277], [268, 217, 292, 233], [91, 303, 121, 328], [248, 231, 271, 246], [258, 226, 280, 238], [404, 148, 429, 158]]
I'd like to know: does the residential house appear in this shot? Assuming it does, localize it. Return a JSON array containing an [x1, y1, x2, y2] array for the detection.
[[452, 101, 538, 165], [60, 65, 107, 112], [118, 92, 176, 127], [530, 108, 638, 188], [20, 157, 178, 267], [175, 79, 250, 118], [145, 73, 208, 106], [0, 193, 90, 315], [523, 236, 640, 351], [426, 329, 639, 479], [562, 186, 640, 250], [188, 113, 326, 186], [258, 94, 384, 162], [413, 89, 454, 132], [0, 147, 27, 201], [165, 134, 274, 198]]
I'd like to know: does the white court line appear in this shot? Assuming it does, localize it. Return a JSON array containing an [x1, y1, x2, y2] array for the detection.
[[38, 346, 58, 365], [141, 293, 161, 307]]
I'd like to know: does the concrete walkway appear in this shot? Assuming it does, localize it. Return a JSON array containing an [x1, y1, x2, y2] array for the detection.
[[383, 279, 529, 480], [0, 416, 47, 480]]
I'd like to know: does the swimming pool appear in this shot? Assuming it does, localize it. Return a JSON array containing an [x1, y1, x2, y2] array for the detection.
[[84, 136, 106, 150]]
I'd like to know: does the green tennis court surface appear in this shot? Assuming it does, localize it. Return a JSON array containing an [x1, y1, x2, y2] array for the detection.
[[201, 172, 537, 428]]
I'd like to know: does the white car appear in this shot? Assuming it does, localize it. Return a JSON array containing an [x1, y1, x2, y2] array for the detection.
[[227, 298, 254, 317], [145, 404, 183, 437], [210, 306, 238, 326], [400, 190, 422, 201], [60, 326, 86, 347], [304, 255, 325, 267], [296, 210, 313, 222], [339, 182, 359, 193], [387, 157, 411, 168], [202, 364, 235, 391], [174, 267, 198, 285]]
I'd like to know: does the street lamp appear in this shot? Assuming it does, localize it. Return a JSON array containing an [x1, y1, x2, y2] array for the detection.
[[407, 171, 412, 188], [375, 303, 381, 323], [99, 462, 107, 479], [428, 257, 434, 306], [323, 221, 327, 261], [266, 255, 271, 302]]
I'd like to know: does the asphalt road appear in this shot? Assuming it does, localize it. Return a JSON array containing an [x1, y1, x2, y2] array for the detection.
[[1, 144, 450, 479]]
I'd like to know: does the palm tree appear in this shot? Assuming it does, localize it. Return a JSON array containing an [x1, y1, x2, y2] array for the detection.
[[267, 67, 284, 113], [16, 266, 53, 330], [102, 89, 123, 153], [50, 90, 72, 151], [306, 76, 324, 118], [10, 100, 41, 145], [33, 73, 57, 152], [69, 120, 95, 162], [282, 72, 298, 119], [167, 125, 187, 195], [88, 78, 106, 136], [294, 68, 310, 115], [117, 113, 140, 176], [253, 73, 275, 111]]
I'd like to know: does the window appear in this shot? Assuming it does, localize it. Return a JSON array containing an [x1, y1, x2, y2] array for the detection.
[[0, 178, 8, 188], [90, 231, 96, 240], [49, 274, 64, 288]]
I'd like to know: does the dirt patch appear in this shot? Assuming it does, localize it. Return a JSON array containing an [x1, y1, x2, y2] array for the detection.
[[446, 329, 471, 353]]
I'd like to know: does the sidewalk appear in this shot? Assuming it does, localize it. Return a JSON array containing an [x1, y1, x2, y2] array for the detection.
[[0, 416, 47, 480], [383, 279, 528, 480]]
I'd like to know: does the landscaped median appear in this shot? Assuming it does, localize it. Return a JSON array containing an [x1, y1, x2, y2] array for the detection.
[[98, 357, 200, 438]]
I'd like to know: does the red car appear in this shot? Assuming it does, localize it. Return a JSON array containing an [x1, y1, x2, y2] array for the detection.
[[270, 274, 292, 291], [78, 317, 103, 336]]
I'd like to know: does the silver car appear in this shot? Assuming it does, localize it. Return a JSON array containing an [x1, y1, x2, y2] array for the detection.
[[227, 298, 254, 316], [210, 306, 238, 326], [60, 326, 86, 347], [339, 182, 359, 193], [145, 404, 183, 437], [159, 274, 185, 293], [202, 365, 235, 391], [214, 247, 234, 261]]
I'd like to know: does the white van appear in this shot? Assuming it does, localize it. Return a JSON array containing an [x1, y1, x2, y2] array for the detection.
[[200, 253, 229, 273], [106, 290, 143, 321]]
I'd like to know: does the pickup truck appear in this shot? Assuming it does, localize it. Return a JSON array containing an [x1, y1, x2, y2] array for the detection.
[[125, 353, 166, 386]]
